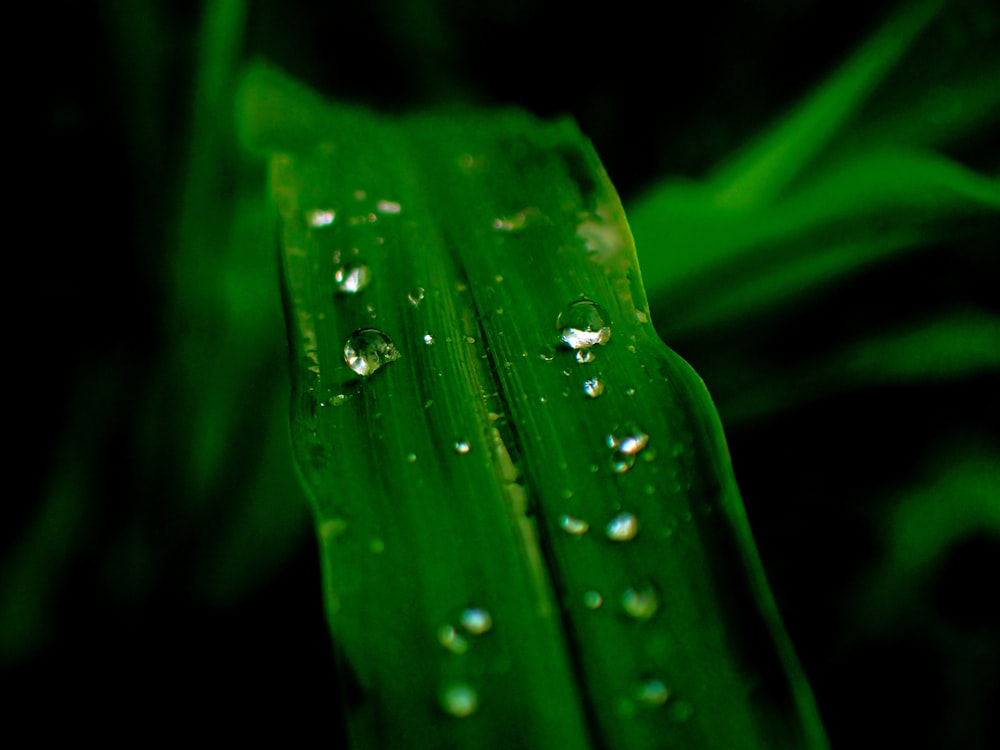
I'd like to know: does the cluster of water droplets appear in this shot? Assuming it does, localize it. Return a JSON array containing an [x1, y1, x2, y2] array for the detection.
[[437, 606, 494, 717], [607, 423, 650, 474]]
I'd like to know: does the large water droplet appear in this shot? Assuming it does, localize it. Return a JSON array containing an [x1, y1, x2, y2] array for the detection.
[[559, 515, 589, 535], [335, 263, 372, 294], [557, 299, 612, 349], [605, 512, 638, 541], [441, 682, 478, 717], [583, 378, 604, 398], [459, 608, 493, 635], [621, 585, 659, 619], [344, 328, 400, 376]]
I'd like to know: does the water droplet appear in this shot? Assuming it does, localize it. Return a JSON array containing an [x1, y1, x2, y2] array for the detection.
[[605, 512, 638, 541], [408, 287, 425, 306], [441, 682, 478, 717], [423, 333, 434, 345], [583, 378, 604, 398], [459, 608, 493, 634], [375, 199, 401, 214], [557, 299, 612, 349], [575, 350, 595, 364], [621, 585, 659, 619], [491, 209, 535, 232], [406, 452, 417, 463], [329, 393, 350, 407], [344, 328, 401, 377], [559, 515, 589, 535], [607, 424, 649, 473], [636, 678, 669, 706], [353, 189, 367, 201], [454, 439, 471, 455], [369, 538, 385, 554], [464, 336, 476, 344], [583, 590, 603, 609], [334, 264, 372, 294], [624, 386, 636, 397], [438, 624, 469, 655], [306, 208, 335, 227]]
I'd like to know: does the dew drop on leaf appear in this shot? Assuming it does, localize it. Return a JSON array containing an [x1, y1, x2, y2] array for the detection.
[[334, 263, 372, 294], [583, 590, 603, 609], [438, 624, 469, 655], [306, 208, 336, 227], [557, 299, 612, 349], [441, 682, 478, 717], [621, 585, 659, 619], [636, 678, 669, 707], [343, 328, 400, 376], [575, 350, 595, 364], [459, 607, 493, 634], [559, 515, 589, 535], [605, 512, 638, 541], [583, 378, 604, 398], [454, 439, 471, 454]]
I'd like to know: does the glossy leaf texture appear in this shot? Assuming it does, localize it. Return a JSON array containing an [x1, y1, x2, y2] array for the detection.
[[242, 64, 829, 750]]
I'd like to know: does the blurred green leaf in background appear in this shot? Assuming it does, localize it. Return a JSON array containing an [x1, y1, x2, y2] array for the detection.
[[7, 0, 998, 746]]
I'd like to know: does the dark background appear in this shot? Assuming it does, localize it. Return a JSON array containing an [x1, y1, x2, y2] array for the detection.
[[9, 0, 999, 746]]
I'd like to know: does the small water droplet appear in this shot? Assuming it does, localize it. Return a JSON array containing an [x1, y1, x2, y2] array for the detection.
[[438, 624, 469, 655], [583, 378, 604, 398], [575, 350, 595, 364], [557, 299, 612, 349], [369, 538, 385, 553], [408, 287, 425, 306], [375, 199, 402, 214], [464, 336, 476, 344], [334, 264, 372, 294], [624, 386, 636, 396], [607, 424, 649, 473], [441, 682, 478, 717], [621, 585, 659, 619], [423, 333, 434, 345], [636, 678, 670, 707], [459, 608, 493, 635], [406, 452, 417, 463], [606, 512, 638, 541], [306, 208, 335, 227], [539, 349, 555, 362], [344, 328, 401, 377], [454, 439, 471, 455], [559, 515, 589, 535], [491, 209, 535, 232], [329, 393, 350, 407], [583, 590, 603, 609], [353, 189, 367, 201]]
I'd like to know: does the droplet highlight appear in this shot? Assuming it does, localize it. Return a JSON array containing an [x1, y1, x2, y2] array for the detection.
[[343, 328, 401, 377], [306, 208, 336, 227], [557, 299, 612, 350], [583, 378, 604, 398], [454, 439, 471, 455]]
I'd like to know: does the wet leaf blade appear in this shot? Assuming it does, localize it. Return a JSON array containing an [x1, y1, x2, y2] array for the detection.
[[247, 64, 829, 750]]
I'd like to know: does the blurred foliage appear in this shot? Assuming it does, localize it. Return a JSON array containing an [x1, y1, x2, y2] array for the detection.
[[7, 0, 999, 746]]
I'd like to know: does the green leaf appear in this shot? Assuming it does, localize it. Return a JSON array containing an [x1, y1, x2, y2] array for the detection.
[[242, 64, 828, 749]]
